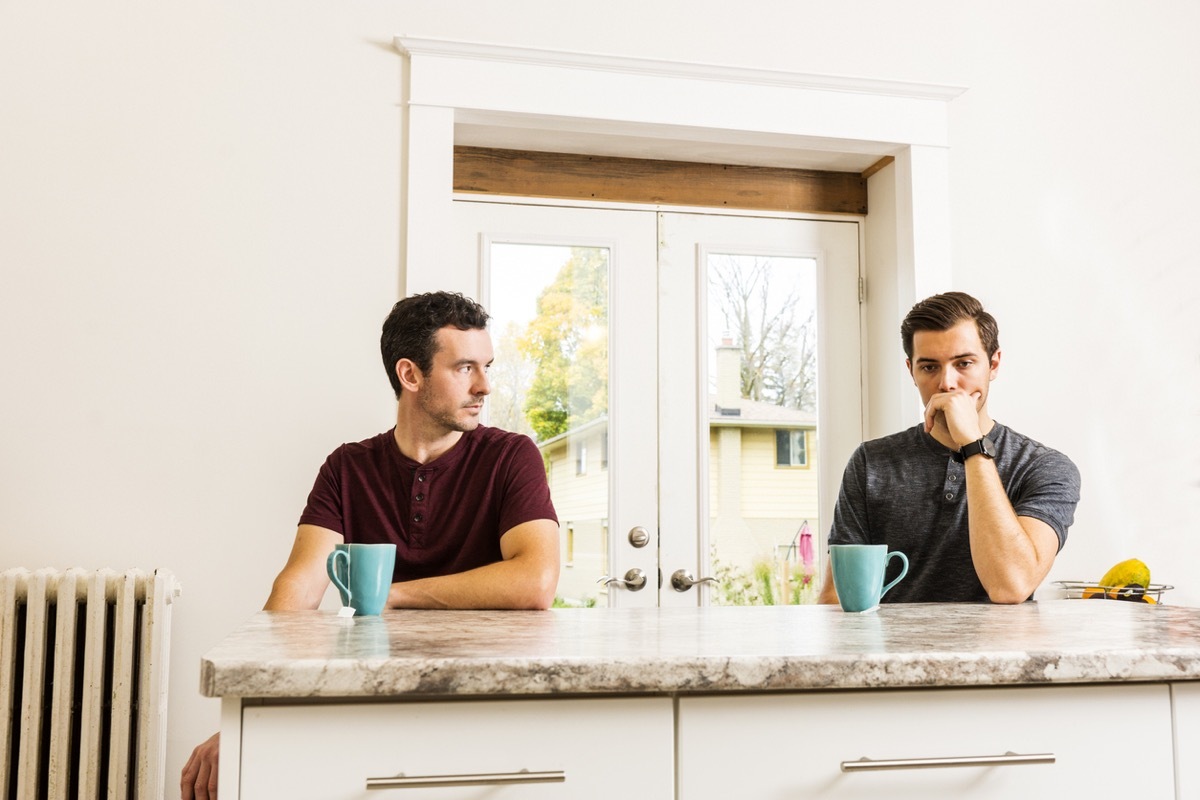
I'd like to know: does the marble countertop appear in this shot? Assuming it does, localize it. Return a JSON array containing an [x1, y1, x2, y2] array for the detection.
[[200, 601, 1200, 700]]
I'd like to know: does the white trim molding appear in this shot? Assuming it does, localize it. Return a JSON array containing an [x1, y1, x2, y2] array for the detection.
[[393, 36, 966, 438], [396, 37, 964, 153], [395, 37, 965, 101]]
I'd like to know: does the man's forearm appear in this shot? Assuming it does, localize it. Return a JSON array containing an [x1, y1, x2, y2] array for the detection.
[[263, 567, 328, 610], [965, 460, 1056, 603], [388, 554, 557, 610], [264, 524, 342, 610], [389, 519, 560, 610]]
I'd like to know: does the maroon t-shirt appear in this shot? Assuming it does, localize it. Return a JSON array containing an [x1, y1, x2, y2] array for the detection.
[[299, 426, 557, 582]]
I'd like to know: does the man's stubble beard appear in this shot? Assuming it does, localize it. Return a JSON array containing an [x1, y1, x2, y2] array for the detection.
[[419, 393, 484, 434]]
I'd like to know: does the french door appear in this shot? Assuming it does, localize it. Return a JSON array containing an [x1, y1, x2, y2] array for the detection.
[[451, 201, 861, 607]]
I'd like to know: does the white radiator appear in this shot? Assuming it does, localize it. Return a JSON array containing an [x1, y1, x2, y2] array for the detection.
[[0, 568, 181, 800]]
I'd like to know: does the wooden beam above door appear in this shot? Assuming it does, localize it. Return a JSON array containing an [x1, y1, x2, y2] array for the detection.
[[453, 146, 868, 215]]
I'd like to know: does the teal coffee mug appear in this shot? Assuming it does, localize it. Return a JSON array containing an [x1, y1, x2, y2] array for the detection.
[[829, 544, 909, 613], [326, 543, 397, 616]]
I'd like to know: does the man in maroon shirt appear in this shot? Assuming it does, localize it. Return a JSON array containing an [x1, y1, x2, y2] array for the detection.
[[182, 292, 560, 799]]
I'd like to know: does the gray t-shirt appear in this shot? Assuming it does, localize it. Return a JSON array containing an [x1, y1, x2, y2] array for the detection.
[[829, 423, 1081, 603]]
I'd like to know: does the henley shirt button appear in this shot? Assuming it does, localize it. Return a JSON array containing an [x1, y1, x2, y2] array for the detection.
[[949, 474, 958, 482], [415, 493, 425, 502], [413, 513, 424, 522], [417, 474, 426, 483], [944, 492, 955, 501]]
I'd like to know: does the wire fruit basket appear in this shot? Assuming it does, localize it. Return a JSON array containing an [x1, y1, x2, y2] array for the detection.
[[1054, 580, 1173, 604]]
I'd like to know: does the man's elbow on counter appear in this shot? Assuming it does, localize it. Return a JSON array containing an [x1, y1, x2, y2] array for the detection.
[[523, 594, 555, 611], [523, 569, 559, 610], [985, 583, 1037, 605], [498, 557, 559, 610]]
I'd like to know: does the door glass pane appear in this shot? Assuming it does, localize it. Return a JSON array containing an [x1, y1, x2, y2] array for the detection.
[[706, 253, 820, 605], [488, 243, 609, 608]]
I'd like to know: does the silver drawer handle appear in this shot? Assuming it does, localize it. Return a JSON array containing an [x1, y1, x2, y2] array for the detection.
[[842, 751, 1055, 772], [366, 769, 565, 789]]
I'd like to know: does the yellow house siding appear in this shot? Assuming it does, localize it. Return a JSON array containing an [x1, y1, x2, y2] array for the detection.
[[740, 428, 819, 520], [545, 430, 608, 521], [708, 432, 720, 518], [542, 428, 609, 605]]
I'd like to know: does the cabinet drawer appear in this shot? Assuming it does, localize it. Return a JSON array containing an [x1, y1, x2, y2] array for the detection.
[[240, 697, 673, 800], [679, 684, 1173, 799]]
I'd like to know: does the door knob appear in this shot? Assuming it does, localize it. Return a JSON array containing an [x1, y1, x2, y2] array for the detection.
[[598, 568, 647, 591], [671, 569, 718, 592]]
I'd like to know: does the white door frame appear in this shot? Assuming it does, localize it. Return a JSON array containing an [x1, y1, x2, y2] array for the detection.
[[394, 36, 965, 443], [452, 201, 660, 607], [656, 212, 862, 606]]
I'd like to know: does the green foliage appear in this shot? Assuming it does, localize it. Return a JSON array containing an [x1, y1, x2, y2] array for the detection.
[[710, 547, 818, 606], [753, 561, 776, 605], [710, 550, 765, 606], [552, 595, 598, 608], [519, 248, 609, 441], [787, 564, 818, 605]]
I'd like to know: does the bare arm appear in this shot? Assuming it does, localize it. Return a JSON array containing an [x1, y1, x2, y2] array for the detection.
[[927, 390, 1058, 603], [263, 524, 343, 610], [388, 518, 560, 609], [818, 560, 839, 604], [964, 458, 1059, 603]]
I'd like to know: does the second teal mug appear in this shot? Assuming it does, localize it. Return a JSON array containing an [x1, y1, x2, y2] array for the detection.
[[829, 544, 909, 613], [326, 543, 396, 616]]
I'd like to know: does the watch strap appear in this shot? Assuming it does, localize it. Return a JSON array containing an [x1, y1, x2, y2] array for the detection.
[[957, 436, 996, 462]]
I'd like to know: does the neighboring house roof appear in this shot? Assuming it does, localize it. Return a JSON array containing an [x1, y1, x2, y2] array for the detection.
[[709, 395, 816, 428], [535, 398, 814, 455], [533, 415, 607, 451]]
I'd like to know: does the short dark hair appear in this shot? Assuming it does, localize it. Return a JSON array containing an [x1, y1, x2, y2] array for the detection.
[[381, 292, 490, 397], [900, 291, 999, 361]]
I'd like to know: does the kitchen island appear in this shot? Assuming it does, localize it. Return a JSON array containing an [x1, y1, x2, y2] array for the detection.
[[203, 601, 1200, 798]]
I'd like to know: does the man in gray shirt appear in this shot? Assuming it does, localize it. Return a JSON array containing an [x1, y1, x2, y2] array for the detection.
[[819, 292, 1081, 604]]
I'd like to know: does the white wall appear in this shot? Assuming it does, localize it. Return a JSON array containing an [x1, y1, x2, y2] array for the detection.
[[3, 0, 1198, 791]]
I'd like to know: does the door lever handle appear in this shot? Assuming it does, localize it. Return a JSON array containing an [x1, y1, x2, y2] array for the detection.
[[671, 569, 718, 592], [598, 568, 647, 591]]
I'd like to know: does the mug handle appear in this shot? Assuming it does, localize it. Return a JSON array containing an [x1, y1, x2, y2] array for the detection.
[[326, 549, 352, 607], [880, 551, 909, 599]]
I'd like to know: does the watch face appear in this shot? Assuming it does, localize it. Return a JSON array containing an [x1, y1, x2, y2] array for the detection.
[[982, 436, 997, 457]]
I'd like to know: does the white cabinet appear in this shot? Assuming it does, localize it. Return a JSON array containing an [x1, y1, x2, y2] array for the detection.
[[239, 696, 674, 800], [678, 684, 1174, 799], [232, 684, 1183, 799], [1174, 683, 1200, 798]]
